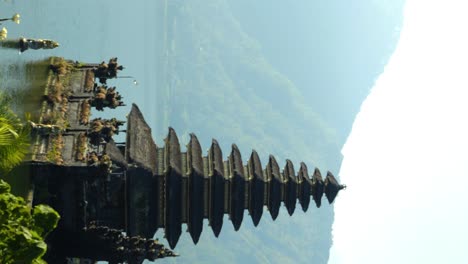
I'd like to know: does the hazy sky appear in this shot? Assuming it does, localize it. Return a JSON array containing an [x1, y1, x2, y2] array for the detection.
[[329, 0, 468, 263]]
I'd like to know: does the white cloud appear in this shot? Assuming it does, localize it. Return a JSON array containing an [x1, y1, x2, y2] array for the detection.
[[329, 0, 468, 263]]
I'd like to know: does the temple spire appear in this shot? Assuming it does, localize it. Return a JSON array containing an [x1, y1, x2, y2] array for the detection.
[[123, 106, 346, 248]]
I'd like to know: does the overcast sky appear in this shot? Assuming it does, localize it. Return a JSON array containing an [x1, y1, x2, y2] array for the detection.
[[329, 0, 468, 263]]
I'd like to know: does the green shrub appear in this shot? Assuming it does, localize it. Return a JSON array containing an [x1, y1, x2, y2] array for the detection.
[[0, 179, 59, 263]]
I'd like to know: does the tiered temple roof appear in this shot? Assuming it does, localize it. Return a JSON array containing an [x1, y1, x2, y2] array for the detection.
[[125, 104, 346, 248]]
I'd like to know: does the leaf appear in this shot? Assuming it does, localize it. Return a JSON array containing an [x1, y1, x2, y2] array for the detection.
[[0, 179, 58, 262], [32, 204, 60, 237], [0, 179, 11, 194]]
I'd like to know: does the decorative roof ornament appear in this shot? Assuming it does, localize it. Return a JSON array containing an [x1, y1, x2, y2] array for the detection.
[[0, 13, 20, 41], [11, 13, 20, 24], [0, 13, 20, 24], [19, 37, 59, 53], [0, 27, 7, 40]]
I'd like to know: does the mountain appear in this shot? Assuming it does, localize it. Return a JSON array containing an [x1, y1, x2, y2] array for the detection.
[[226, 0, 405, 144], [151, 1, 336, 263], [146, 1, 403, 263]]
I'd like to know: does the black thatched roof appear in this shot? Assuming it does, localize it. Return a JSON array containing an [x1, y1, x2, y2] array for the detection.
[[324, 171, 345, 204], [298, 162, 311, 212], [208, 139, 225, 237], [284, 160, 297, 216], [164, 127, 183, 249], [311, 168, 325, 208], [186, 133, 204, 244], [266, 155, 282, 220], [248, 150, 265, 226], [105, 139, 127, 169], [229, 144, 246, 231], [126, 104, 157, 174]]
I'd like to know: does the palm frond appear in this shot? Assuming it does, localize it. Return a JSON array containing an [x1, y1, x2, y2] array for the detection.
[[0, 125, 30, 174], [0, 91, 31, 173], [0, 127, 18, 145]]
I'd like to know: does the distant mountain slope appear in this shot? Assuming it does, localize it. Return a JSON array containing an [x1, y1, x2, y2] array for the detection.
[[154, 0, 341, 170], [226, 0, 405, 145], [151, 1, 340, 263]]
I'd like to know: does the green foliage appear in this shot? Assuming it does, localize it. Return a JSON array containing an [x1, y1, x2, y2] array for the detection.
[[33, 205, 60, 237], [0, 179, 59, 263], [0, 92, 30, 174]]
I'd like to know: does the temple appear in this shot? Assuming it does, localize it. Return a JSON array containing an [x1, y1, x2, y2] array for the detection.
[[19, 57, 346, 263]]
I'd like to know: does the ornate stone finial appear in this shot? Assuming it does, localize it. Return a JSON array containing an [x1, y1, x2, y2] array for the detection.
[[93, 57, 125, 84], [90, 86, 125, 111], [19, 37, 59, 53]]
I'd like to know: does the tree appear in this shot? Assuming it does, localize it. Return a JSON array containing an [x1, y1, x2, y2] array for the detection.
[[0, 179, 60, 263], [0, 92, 59, 263], [0, 91, 30, 175]]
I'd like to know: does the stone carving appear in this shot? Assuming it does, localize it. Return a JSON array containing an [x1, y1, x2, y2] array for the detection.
[[19, 37, 59, 53]]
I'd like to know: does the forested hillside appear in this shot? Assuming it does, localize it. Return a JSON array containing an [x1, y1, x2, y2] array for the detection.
[[152, 1, 340, 263]]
